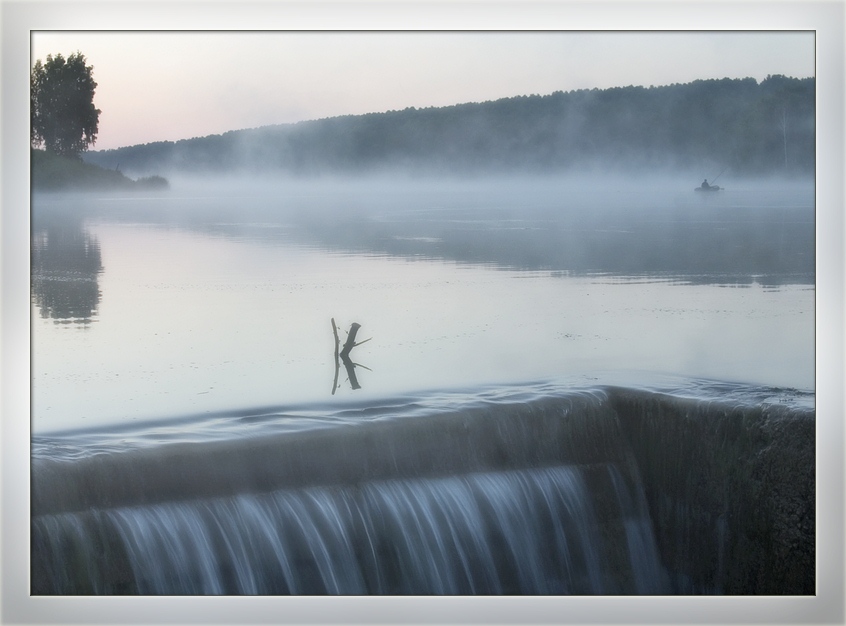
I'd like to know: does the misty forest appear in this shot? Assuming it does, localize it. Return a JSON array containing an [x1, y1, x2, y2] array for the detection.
[[81, 75, 815, 178], [31, 62, 816, 601]]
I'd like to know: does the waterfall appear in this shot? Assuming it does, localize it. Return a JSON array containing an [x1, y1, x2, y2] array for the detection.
[[32, 463, 666, 595], [31, 386, 815, 595]]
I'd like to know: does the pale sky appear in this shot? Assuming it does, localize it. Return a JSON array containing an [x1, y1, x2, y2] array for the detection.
[[31, 31, 815, 151]]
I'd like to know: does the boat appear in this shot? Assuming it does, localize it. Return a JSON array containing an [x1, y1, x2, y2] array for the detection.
[[695, 185, 722, 192]]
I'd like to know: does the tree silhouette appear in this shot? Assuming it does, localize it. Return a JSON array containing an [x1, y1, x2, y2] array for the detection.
[[31, 52, 101, 159]]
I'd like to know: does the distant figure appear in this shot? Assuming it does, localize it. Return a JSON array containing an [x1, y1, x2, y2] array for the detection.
[[701, 179, 711, 189]]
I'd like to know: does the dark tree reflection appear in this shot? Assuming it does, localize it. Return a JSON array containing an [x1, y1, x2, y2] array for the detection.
[[31, 216, 103, 325]]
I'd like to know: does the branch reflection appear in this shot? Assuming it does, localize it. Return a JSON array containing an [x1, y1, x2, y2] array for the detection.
[[331, 319, 372, 394]]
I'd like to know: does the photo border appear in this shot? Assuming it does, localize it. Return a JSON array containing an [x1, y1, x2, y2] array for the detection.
[[3, 1, 843, 624]]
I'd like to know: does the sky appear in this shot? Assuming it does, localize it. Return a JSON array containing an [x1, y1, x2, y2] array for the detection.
[[31, 31, 816, 151]]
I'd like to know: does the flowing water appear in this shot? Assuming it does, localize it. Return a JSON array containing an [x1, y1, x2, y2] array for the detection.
[[30, 176, 816, 595]]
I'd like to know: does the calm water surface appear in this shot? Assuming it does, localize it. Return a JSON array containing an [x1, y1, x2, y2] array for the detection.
[[31, 178, 815, 436]]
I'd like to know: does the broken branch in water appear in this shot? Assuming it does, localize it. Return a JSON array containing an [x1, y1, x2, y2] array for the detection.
[[341, 353, 362, 390], [332, 319, 370, 394], [340, 322, 362, 358]]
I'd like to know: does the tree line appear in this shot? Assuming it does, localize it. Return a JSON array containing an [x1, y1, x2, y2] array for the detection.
[[83, 75, 815, 178]]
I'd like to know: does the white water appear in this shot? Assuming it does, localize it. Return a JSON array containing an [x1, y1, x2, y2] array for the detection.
[[33, 463, 667, 595]]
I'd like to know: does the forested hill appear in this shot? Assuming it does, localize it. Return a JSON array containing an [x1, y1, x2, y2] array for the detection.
[[84, 75, 814, 178]]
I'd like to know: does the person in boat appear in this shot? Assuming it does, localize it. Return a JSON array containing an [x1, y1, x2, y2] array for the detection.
[[701, 179, 711, 189]]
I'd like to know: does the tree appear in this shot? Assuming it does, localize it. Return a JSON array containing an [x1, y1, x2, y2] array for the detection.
[[31, 52, 101, 159]]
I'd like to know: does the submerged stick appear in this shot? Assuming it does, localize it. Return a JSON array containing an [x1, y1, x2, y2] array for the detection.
[[331, 318, 340, 395], [331, 318, 340, 356]]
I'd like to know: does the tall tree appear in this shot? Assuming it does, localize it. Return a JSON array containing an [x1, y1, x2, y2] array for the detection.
[[31, 52, 101, 159]]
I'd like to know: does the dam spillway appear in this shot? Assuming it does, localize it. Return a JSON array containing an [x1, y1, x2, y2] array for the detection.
[[31, 386, 815, 595]]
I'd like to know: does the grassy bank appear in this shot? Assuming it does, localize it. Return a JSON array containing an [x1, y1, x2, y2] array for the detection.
[[31, 148, 168, 192]]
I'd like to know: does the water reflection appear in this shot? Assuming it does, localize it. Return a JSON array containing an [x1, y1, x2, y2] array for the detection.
[[295, 202, 815, 285], [31, 214, 103, 325], [30, 182, 815, 287], [331, 319, 372, 394], [142, 182, 812, 285], [29, 183, 816, 431]]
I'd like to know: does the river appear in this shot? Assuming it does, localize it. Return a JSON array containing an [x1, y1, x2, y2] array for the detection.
[[30, 176, 816, 595]]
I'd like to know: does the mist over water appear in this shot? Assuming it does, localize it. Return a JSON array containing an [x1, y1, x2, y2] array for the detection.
[[30, 173, 816, 596], [31, 173, 814, 435]]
